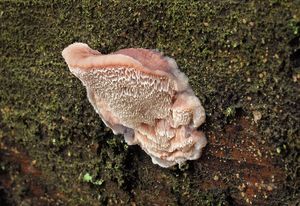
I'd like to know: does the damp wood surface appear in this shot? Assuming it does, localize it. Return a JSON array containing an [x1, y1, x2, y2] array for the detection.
[[0, 0, 299, 205]]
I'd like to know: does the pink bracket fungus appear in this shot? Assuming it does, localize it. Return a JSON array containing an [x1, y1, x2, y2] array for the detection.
[[62, 42, 207, 168]]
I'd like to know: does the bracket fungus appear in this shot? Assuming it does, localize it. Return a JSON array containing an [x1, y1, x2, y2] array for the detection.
[[62, 43, 207, 167]]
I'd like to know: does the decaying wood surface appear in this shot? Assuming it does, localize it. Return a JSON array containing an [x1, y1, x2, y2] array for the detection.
[[0, 116, 285, 205]]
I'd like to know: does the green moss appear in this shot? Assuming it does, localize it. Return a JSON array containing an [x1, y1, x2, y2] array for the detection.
[[0, 0, 299, 205]]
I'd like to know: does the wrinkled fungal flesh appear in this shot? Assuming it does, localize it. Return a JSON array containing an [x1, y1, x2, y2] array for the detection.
[[62, 42, 207, 167]]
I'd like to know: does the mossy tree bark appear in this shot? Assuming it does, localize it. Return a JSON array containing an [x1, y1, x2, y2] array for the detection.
[[0, 1, 299, 205]]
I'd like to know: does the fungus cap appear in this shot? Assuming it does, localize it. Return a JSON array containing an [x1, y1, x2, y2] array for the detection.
[[62, 42, 207, 167]]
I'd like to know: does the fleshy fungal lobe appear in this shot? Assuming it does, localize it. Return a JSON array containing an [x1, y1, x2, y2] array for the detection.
[[62, 42, 207, 167]]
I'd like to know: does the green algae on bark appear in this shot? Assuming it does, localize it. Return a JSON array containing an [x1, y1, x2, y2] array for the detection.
[[0, 0, 299, 205]]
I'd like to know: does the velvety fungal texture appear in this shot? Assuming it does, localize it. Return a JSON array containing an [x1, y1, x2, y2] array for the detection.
[[62, 43, 207, 167]]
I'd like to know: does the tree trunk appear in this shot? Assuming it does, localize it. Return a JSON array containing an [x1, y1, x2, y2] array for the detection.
[[0, 1, 299, 205]]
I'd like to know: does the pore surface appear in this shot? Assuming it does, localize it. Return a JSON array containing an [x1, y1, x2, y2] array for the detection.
[[62, 42, 207, 168]]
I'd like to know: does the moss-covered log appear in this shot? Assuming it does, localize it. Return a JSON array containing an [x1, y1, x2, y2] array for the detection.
[[0, 0, 299, 205]]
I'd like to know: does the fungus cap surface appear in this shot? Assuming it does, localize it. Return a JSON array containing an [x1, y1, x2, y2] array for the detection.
[[62, 42, 207, 167]]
